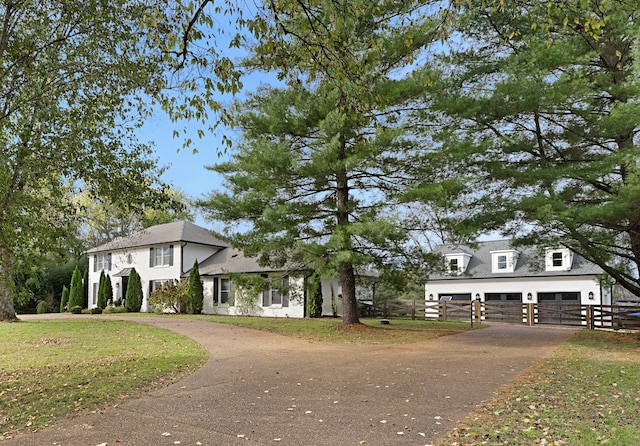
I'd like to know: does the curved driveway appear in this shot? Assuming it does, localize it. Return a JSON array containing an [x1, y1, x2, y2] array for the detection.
[[8, 316, 575, 445]]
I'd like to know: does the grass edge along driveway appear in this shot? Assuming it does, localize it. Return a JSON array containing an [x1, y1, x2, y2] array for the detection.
[[433, 329, 640, 446], [0, 318, 208, 439]]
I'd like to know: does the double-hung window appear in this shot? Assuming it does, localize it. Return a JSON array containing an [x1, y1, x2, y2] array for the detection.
[[497, 255, 507, 270], [262, 276, 289, 307], [150, 245, 173, 267], [213, 277, 232, 305], [94, 253, 112, 272]]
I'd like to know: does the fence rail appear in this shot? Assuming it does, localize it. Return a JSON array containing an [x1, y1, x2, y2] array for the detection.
[[372, 299, 640, 329]]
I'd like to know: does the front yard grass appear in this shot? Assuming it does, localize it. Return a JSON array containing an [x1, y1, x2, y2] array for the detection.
[[186, 314, 480, 344], [434, 329, 640, 446], [0, 319, 207, 439]]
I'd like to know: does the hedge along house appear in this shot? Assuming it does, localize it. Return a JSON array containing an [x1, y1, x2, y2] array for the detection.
[[86, 221, 375, 317], [425, 240, 612, 324]]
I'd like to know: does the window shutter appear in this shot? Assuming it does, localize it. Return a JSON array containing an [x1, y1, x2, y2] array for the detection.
[[213, 278, 219, 304], [262, 289, 269, 307], [149, 248, 154, 267], [282, 276, 289, 307], [93, 255, 97, 272], [107, 253, 112, 271], [169, 245, 174, 266]]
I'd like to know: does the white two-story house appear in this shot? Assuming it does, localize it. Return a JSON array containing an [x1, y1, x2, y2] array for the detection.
[[86, 221, 375, 317]]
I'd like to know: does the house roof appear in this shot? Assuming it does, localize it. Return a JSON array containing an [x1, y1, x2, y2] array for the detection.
[[86, 221, 228, 253], [429, 240, 603, 281], [197, 247, 281, 276]]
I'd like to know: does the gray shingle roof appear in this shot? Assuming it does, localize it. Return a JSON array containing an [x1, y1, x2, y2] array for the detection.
[[86, 221, 228, 253], [197, 247, 278, 275], [430, 240, 603, 281]]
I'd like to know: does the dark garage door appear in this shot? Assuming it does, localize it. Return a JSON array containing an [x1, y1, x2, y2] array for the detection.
[[484, 293, 523, 323], [537, 292, 582, 325]]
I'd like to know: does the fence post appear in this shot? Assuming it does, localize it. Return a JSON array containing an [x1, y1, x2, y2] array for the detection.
[[412, 299, 416, 320], [526, 303, 534, 326], [585, 305, 594, 330], [441, 300, 447, 321], [474, 299, 482, 325]]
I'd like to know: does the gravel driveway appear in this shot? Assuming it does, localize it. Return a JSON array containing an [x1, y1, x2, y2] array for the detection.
[[7, 316, 576, 445]]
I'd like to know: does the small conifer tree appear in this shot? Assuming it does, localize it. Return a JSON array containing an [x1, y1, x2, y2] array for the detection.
[[83, 268, 89, 308], [187, 260, 204, 314], [60, 285, 69, 312], [306, 272, 323, 318], [97, 271, 107, 309], [125, 268, 143, 312], [105, 274, 113, 307], [68, 266, 84, 309]]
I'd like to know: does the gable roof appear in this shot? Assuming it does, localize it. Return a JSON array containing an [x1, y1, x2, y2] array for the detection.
[[429, 240, 603, 281], [86, 221, 228, 253]]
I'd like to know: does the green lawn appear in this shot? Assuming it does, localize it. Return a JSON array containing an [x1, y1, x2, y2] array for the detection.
[[0, 319, 208, 438], [186, 314, 479, 343], [434, 329, 640, 446]]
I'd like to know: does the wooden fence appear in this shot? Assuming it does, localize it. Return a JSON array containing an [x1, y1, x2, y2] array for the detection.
[[372, 299, 640, 329]]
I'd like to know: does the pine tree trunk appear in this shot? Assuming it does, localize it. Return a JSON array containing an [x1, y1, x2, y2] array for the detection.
[[336, 132, 360, 325]]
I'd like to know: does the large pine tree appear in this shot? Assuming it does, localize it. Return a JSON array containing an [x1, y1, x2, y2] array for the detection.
[[200, 0, 445, 324], [413, 0, 640, 295]]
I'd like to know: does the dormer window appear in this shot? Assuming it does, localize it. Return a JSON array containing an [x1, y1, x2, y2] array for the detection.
[[490, 249, 519, 273], [444, 252, 472, 275], [545, 248, 573, 271]]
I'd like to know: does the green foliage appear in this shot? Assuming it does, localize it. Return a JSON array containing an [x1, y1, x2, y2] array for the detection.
[[83, 268, 89, 309], [103, 305, 128, 314], [0, 0, 237, 320], [200, 1, 444, 323], [125, 268, 143, 313], [306, 272, 323, 318], [36, 300, 48, 314], [148, 280, 189, 314], [68, 267, 84, 310], [187, 260, 204, 314], [60, 286, 69, 313], [416, 0, 640, 296], [71, 306, 82, 314], [90, 307, 103, 314], [97, 271, 107, 310]]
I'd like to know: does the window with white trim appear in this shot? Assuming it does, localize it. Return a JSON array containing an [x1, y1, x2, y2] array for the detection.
[[94, 253, 112, 271], [545, 248, 573, 271], [149, 245, 173, 267], [497, 255, 507, 270], [262, 276, 289, 307]]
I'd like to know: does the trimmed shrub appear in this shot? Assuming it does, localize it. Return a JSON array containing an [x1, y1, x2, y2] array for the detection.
[[90, 307, 103, 314], [306, 272, 323, 318], [187, 260, 204, 314], [68, 266, 84, 309], [36, 300, 48, 314], [71, 305, 82, 314], [60, 285, 69, 313], [83, 268, 89, 308], [103, 305, 127, 314], [125, 268, 143, 312], [97, 271, 107, 309]]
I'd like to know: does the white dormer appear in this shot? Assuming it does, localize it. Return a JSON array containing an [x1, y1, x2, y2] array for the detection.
[[545, 247, 573, 271], [444, 252, 472, 275], [490, 249, 519, 273]]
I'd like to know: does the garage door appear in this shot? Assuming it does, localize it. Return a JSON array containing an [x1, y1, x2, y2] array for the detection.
[[537, 292, 582, 325], [484, 293, 523, 323]]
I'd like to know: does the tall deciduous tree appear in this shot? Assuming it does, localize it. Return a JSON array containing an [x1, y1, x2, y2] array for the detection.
[[200, 0, 445, 324], [0, 0, 226, 321], [413, 0, 640, 295]]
